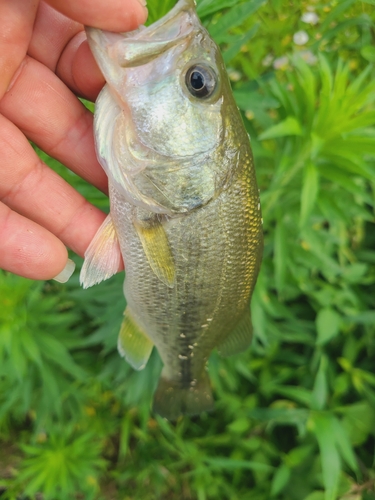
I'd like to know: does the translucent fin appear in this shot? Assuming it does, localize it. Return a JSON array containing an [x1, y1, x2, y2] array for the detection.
[[217, 312, 253, 357], [80, 214, 121, 289], [134, 220, 175, 288], [118, 308, 154, 371], [153, 370, 214, 420]]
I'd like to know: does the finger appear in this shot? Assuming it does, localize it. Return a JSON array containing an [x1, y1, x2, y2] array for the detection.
[[57, 33, 104, 101], [28, 1, 83, 73], [45, 0, 147, 32], [0, 56, 107, 192], [28, 2, 104, 100], [0, 201, 68, 280], [28, 2, 115, 102], [0, 0, 39, 99], [0, 113, 107, 259]]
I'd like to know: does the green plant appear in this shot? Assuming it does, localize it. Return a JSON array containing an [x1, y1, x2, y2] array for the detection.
[[1, 1, 375, 499]]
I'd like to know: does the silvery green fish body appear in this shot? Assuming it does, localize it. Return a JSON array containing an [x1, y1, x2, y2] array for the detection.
[[82, 0, 263, 419]]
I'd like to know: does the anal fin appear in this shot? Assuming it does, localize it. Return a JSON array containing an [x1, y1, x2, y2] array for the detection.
[[134, 219, 175, 288], [118, 308, 154, 371], [80, 213, 121, 289], [217, 311, 253, 357]]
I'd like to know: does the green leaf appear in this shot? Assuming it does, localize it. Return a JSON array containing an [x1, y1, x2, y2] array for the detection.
[[319, 0, 357, 33], [271, 386, 312, 407], [223, 24, 259, 63], [360, 45, 375, 62], [197, 0, 242, 18], [293, 56, 317, 127], [339, 402, 375, 446], [341, 263, 368, 284], [311, 413, 341, 500], [311, 355, 328, 411], [274, 218, 288, 294], [286, 445, 315, 467], [270, 464, 291, 496], [209, 0, 266, 42], [319, 166, 372, 202], [233, 90, 279, 111], [318, 54, 333, 101], [145, 0, 175, 23], [347, 311, 375, 325], [119, 414, 133, 458], [300, 162, 319, 228], [258, 116, 303, 140], [228, 417, 251, 433], [316, 308, 341, 346], [205, 457, 274, 472], [331, 417, 359, 474], [303, 493, 325, 500]]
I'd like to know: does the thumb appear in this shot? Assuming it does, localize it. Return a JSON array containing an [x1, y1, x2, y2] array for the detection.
[[45, 0, 147, 32]]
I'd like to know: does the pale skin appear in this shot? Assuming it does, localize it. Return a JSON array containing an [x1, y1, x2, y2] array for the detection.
[[0, 0, 148, 281]]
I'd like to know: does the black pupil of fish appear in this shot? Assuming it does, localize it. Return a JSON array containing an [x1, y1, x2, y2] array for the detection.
[[191, 71, 205, 91], [186, 65, 216, 98]]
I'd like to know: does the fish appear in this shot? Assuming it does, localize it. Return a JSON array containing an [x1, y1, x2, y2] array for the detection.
[[81, 0, 263, 420]]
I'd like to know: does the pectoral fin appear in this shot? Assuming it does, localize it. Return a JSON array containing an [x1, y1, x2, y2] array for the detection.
[[118, 308, 154, 371], [80, 214, 121, 289], [134, 219, 175, 288], [217, 312, 253, 357]]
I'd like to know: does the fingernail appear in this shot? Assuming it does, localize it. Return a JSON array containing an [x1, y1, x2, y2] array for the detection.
[[53, 259, 76, 284], [136, 0, 147, 7]]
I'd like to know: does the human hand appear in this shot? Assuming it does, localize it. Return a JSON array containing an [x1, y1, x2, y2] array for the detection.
[[0, 0, 147, 282]]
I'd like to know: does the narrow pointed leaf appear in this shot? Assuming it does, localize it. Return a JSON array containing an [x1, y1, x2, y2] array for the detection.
[[300, 162, 319, 228], [311, 413, 341, 500], [259, 116, 303, 140], [316, 308, 341, 346]]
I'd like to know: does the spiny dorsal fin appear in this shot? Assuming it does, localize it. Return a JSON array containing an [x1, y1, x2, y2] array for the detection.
[[217, 311, 253, 357], [80, 213, 121, 289], [134, 219, 175, 288], [118, 308, 154, 371]]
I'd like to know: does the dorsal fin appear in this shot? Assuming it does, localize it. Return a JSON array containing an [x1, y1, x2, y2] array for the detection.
[[217, 311, 253, 357]]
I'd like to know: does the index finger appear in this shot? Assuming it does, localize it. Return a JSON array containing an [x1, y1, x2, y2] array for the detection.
[[45, 0, 148, 31]]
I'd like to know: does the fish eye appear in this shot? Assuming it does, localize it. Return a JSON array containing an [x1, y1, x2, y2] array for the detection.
[[185, 64, 217, 99]]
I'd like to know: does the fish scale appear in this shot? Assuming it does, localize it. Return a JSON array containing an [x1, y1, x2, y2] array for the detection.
[[109, 144, 261, 390], [81, 0, 263, 419]]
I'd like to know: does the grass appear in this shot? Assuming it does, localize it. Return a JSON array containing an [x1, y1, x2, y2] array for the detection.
[[1, 0, 375, 499]]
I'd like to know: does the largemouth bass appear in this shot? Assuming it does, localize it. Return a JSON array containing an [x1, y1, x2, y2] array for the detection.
[[81, 0, 263, 420]]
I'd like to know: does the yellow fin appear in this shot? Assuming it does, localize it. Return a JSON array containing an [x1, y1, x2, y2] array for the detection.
[[217, 312, 253, 357], [134, 219, 175, 288], [118, 308, 154, 371]]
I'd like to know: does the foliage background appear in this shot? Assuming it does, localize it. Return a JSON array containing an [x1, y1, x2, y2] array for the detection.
[[1, 0, 375, 498]]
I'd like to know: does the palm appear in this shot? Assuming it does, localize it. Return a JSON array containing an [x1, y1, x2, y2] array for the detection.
[[0, 0, 147, 280]]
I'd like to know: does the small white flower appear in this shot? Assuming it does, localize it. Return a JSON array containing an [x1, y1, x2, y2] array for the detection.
[[273, 56, 289, 70], [301, 12, 319, 25], [228, 69, 242, 82], [300, 50, 318, 65], [293, 30, 309, 45], [262, 54, 274, 67]]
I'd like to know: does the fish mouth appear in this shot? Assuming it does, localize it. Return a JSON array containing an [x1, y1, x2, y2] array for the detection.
[[86, 0, 199, 70], [132, 0, 198, 42]]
